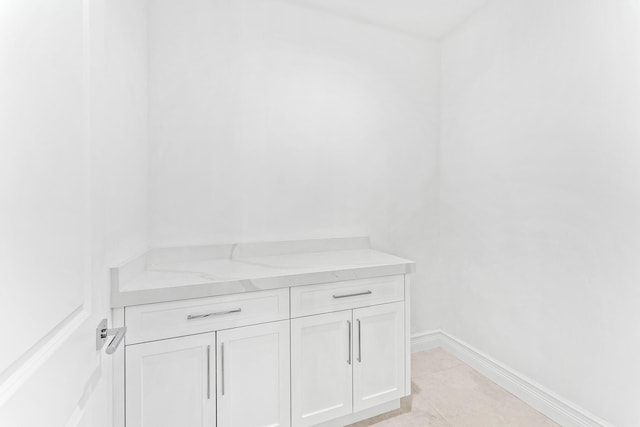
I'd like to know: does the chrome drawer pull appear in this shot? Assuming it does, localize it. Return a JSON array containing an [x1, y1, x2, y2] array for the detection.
[[332, 290, 372, 299], [357, 319, 362, 363], [221, 342, 226, 396], [347, 320, 352, 365], [206, 345, 211, 399], [187, 308, 242, 320]]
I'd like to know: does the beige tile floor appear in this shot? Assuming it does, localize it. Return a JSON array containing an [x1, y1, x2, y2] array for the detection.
[[348, 348, 559, 427]]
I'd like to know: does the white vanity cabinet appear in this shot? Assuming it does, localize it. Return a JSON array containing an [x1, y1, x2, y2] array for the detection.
[[216, 320, 291, 427], [114, 265, 412, 427], [290, 282, 406, 427], [291, 311, 354, 426], [125, 333, 216, 427], [123, 289, 291, 427], [125, 320, 291, 427], [352, 302, 405, 412]]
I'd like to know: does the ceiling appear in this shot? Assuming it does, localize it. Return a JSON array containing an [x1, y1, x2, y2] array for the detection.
[[285, 0, 491, 39]]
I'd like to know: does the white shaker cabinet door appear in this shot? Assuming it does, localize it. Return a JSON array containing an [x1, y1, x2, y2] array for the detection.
[[353, 302, 405, 412], [291, 311, 353, 427], [216, 320, 291, 427], [126, 333, 216, 427]]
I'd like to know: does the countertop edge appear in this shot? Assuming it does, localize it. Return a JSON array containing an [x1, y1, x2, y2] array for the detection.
[[111, 262, 415, 308]]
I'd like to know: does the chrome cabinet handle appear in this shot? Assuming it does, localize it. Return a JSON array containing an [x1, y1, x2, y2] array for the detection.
[[357, 319, 362, 363], [220, 342, 225, 396], [206, 345, 211, 399], [332, 290, 372, 299], [187, 308, 241, 320], [347, 320, 352, 365]]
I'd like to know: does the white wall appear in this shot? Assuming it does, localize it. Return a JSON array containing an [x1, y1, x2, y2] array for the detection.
[[440, 0, 640, 425], [103, 0, 150, 263], [147, 0, 441, 332]]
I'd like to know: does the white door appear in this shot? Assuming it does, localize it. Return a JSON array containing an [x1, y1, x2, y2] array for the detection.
[[217, 320, 290, 427], [291, 311, 353, 427], [126, 333, 216, 427], [0, 2, 114, 427], [353, 302, 405, 412]]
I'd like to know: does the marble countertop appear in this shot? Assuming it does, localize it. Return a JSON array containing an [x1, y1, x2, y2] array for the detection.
[[111, 237, 415, 307]]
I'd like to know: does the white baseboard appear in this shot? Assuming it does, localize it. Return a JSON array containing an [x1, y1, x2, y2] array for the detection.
[[411, 330, 444, 353], [411, 330, 613, 427]]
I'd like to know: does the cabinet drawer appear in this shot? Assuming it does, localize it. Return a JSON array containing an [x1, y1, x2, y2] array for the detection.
[[290, 275, 404, 318], [125, 289, 289, 344]]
